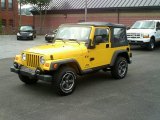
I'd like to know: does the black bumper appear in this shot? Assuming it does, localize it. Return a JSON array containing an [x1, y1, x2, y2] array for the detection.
[[129, 41, 149, 46], [17, 36, 33, 40], [10, 67, 52, 82], [45, 37, 54, 42]]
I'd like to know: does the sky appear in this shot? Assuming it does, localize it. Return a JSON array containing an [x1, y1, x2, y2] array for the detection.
[[19, 4, 33, 16]]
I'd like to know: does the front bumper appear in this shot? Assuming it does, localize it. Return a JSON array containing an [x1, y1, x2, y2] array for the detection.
[[45, 36, 54, 42], [17, 35, 33, 40], [128, 38, 150, 45], [10, 66, 52, 82]]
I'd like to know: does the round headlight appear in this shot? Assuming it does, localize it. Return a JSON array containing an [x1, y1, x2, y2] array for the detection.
[[40, 56, 45, 64], [22, 53, 26, 61]]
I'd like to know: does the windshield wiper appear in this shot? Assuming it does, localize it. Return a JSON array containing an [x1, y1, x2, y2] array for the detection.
[[68, 39, 80, 45]]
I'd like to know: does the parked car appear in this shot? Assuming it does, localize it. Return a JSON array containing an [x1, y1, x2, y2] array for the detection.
[[45, 29, 57, 42], [127, 20, 160, 50], [17, 25, 36, 40]]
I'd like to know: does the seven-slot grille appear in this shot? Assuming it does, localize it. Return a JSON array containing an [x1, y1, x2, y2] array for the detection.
[[127, 33, 141, 38], [26, 54, 40, 68]]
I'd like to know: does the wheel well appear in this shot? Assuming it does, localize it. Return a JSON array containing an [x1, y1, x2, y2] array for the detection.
[[58, 62, 81, 74], [117, 52, 130, 63], [151, 36, 155, 41]]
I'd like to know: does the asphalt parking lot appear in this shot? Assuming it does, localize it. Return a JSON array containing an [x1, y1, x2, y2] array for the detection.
[[0, 36, 160, 120], [0, 35, 45, 59]]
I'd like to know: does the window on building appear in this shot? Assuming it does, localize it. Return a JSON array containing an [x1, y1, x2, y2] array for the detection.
[[2, 19, 7, 27], [9, 19, 14, 27], [8, 0, 13, 9], [1, 0, 6, 9]]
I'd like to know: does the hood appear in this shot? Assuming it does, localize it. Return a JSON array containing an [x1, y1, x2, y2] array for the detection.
[[127, 29, 154, 34], [24, 42, 85, 59]]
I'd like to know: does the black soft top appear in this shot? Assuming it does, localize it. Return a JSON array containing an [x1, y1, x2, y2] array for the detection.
[[60, 22, 126, 28], [78, 22, 126, 28]]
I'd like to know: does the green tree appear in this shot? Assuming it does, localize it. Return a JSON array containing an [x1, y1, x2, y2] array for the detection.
[[24, 0, 51, 34]]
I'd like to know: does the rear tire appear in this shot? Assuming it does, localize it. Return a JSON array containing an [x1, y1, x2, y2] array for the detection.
[[111, 57, 128, 79], [53, 66, 77, 96], [18, 74, 38, 84]]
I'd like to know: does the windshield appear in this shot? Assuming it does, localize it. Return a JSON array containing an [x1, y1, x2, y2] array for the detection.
[[55, 26, 91, 42], [20, 26, 33, 31], [131, 21, 155, 29]]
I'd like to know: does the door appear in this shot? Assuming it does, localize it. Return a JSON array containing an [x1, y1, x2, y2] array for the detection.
[[88, 27, 112, 68]]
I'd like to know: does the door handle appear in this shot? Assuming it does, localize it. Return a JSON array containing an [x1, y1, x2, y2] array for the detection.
[[106, 44, 109, 48], [90, 58, 95, 61]]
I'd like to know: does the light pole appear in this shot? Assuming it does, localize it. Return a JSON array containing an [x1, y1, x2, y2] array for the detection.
[[85, 0, 87, 22], [19, 0, 22, 26]]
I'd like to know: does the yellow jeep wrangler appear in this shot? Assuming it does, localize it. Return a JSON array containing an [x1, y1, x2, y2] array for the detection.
[[11, 22, 132, 95]]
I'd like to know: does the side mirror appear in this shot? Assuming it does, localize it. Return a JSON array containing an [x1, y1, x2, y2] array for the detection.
[[94, 36, 103, 45], [156, 28, 160, 31], [52, 35, 55, 40], [127, 26, 130, 30]]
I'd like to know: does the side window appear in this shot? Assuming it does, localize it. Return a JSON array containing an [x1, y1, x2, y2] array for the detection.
[[94, 28, 109, 43], [112, 27, 128, 47], [156, 22, 160, 30]]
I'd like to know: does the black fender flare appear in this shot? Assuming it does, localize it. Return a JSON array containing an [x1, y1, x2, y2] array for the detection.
[[50, 59, 82, 74], [110, 50, 130, 66]]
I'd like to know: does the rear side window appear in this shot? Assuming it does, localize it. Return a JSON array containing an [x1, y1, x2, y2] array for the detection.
[[111, 27, 128, 47]]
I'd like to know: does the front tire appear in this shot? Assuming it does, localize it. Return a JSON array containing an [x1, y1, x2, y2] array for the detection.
[[18, 74, 38, 84], [111, 57, 128, 79], [17, 37, 20, 40], [31, 36, 34, 40], [53, 67, 77, 96], [147, 39, 155, 51]]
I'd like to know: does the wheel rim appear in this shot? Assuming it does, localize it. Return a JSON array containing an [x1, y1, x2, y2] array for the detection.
[[60, 72, 75, 93], [150, 42, 154, 49], [118, 60, 127, 77]]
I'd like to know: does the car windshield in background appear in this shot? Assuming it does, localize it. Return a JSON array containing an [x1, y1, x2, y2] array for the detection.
[[20, 26, 33, 31], [55, 26, 91, 42], [131, 21, 155, 29]]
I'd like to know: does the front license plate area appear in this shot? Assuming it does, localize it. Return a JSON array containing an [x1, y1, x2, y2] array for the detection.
[[20, 66, 35, 74]]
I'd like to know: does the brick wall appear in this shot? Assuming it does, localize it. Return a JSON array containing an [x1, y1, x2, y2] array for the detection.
[[119, 11, 160, 26], [20, 15, 33, 26], [34, 10, 160, 34], [0, 0, 18, 34]]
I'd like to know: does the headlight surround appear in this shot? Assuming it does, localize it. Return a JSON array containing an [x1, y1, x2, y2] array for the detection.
[[29, 33, 33, 36], [22, 53, 26, 61], [40, 56, 45, 64], [143, 33, 149, 38]]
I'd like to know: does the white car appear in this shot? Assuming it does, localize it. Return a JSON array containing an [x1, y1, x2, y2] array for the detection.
[[127, 20, 160, 50]]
